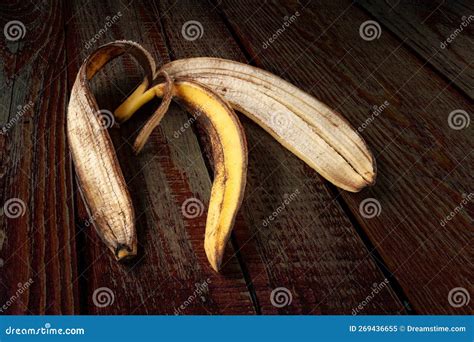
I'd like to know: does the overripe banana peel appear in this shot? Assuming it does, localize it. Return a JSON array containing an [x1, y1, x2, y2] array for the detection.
[[117, 58, 376, 192], [133, 78, 248, 271], [68, 41, 376, 271], [172, 80, 247, 271], [67, 41, 157, 260]]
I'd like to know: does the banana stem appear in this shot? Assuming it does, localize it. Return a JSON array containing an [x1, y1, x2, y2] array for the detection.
[[114, 80, 165, 122]]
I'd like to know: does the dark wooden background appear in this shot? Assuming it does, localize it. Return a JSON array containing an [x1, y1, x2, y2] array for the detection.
[[0, 0, 472, 315]]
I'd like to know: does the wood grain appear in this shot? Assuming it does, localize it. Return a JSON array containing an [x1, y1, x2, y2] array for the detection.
[[0, 0, 78, 314], [1, 0, 470, 315], [155, 0, 405, 314], [358, 0, 473, 98], [218, 0, 473, 314], [64, 0, 254, 314]]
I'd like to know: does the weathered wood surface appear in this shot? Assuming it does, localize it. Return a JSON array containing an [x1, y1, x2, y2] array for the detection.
[[218, 0, 473, 314], [358, 0, 474, 98], [0, 0, 78, 314], [0, 0, 471, 315]]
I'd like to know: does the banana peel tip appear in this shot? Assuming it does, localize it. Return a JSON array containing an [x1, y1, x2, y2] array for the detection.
[[115, 245, 137, 261]]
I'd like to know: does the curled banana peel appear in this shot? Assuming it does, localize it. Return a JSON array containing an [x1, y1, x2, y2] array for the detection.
[[69, 41, 376, 271], [67, 41, 156, 261], [117, 57, 376, 193]]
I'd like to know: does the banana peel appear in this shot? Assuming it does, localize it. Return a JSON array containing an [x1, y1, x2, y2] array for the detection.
[[67, 41, 156, 260], [117, 57, 376, 192], [172, 80, 247, 271], [68, 41, 377, 271]]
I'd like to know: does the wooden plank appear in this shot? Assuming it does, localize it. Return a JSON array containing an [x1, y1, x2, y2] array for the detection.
[[218, 0, 473, 314], [0, 0, 78, 314], [357, 0, 473, 98], [65, 0, 254, 314], [155, 0, 405, 314]]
